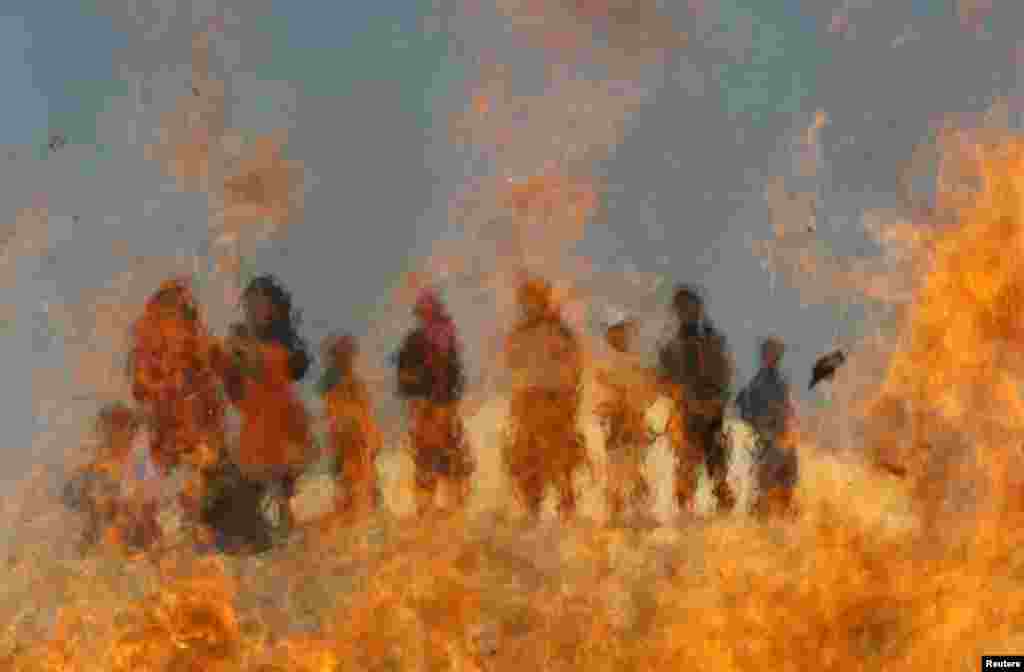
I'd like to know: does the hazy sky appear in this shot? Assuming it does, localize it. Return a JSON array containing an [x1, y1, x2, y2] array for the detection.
[[3, 0, 1022, 482]]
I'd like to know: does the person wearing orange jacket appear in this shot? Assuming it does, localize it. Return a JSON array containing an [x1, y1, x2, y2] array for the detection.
[[216, 274, 314, 544], [129, 277, 226, 544]]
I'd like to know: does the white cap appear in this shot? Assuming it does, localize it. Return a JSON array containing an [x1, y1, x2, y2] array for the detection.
[[604, 305, 630, 329]]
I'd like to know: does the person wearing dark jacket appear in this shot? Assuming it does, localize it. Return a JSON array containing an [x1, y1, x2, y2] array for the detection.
[[736, 337, 798, 511], [395, 288, 473, 516], [657, 284, 734, 513], [209, 274, 313, 551]]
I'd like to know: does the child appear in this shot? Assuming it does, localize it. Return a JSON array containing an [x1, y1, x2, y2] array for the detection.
[[319, 332, 382, 523], [62, 403, 162, 554], [594, 313, 659, 523]]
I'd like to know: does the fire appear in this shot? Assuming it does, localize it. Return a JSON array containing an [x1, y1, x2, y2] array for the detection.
[[104, 563, 241, 672], [862, 134, 1024, 528], [14, 5, 1024, 670]]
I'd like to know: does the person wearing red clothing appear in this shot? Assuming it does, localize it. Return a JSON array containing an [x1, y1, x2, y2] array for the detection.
[[214, 275, 312, 547], [394, 288, 474, 516]]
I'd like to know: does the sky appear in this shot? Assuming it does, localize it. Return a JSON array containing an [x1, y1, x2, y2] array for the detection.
[[1, 0, 1022, 483]]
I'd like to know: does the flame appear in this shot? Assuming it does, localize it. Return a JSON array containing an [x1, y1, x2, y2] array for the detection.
[[18, 9, 1024, 672], [860, 134, 1024, 528]]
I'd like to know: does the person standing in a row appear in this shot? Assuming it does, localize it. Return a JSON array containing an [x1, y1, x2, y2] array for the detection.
[[320, 331, 382, 524], [736, 336, 798, 515], [594, 310, 660, 523], [502, 277, 588, 521], [657, 285, 735, 514], [129, 277, 226, 545], [395, 288, 474, 516], [219, 275, 314, 536]]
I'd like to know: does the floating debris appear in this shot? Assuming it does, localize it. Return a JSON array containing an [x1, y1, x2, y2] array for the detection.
[[809, 349, 847, 390]]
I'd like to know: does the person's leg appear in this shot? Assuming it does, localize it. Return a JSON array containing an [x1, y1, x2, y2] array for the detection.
[[446, 411, 473, 510], [627, 454, 650, 515], [556, 465, 577, 522], [673, 432, 702, 514], [606, 457, 626, 523], [351, 444, 377, 518]]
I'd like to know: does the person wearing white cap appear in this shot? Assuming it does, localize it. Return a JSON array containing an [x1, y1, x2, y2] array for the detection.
[[594, 306, 661, 524]]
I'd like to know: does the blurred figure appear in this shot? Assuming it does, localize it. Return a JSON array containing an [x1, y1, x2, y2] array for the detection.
[[129, 277, 226, 475], [736, 336, 798, 515], [320, 332, 382, 523], [593, 310, 660, 524], [216, 274, 313, 544], [395, 288, 474, 515], [62, 403, 162, 555], [657, 284, 735, 514], [809, 348, 847, 390], [129, 277, 226, 545], [503, 277, 588, 522]]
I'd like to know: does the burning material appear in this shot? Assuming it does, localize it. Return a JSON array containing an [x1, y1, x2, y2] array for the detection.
[[857, 132, 1024, 531]]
